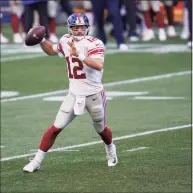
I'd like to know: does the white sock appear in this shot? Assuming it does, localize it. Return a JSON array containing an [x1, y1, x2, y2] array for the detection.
[[106, 143, 114, 151], [183, 8, 189, 32], [34, 149, 46, 163]]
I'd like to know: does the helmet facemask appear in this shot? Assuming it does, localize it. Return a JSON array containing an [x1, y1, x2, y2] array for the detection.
[[68, 25, 90, 41]]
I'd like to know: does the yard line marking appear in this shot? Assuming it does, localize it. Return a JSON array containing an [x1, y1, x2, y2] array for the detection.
[[1, 124, 191, 162], [43, 91, 149, 101], [133, 96, 185, 100], [0, 146, 5, 148], [1, 44, 190, 62], [125, 147, 148, 152], [1, 89, 68, 103], [30, 149, 79, 152], [1, 70, 191, 103], [103, 71, 191, 87], [1, 91, 19, 98], [1, 53, 46, 62], [54, 149, 79, 152]]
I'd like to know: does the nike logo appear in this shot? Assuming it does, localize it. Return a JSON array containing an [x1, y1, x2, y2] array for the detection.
[[92, 98, 97, 101], [33, 34, 39, 39]]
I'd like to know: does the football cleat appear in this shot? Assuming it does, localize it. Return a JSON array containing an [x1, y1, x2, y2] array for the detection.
[[23, 158, 41, 173], [187, 41, 192, 48], [13, 33, 23, 44], [49, 34, 59, 43], [0, 33, 9, 43], [105, 144, 118, 167], [167, 26, 176, 38], [142, 29, 155, 41], [21, 32, 26, 40], [129, 36, 139, 42], [180, 29, 189, 40], [119, 43, 128, 51], [158, 28, 167, 41]]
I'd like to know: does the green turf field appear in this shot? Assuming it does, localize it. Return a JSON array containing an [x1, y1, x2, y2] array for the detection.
[[1, 25, 192, 192]]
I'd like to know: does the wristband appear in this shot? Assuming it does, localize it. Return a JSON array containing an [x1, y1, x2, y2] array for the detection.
[[40, 37, 46, 44], [78, 53, 86, 61]]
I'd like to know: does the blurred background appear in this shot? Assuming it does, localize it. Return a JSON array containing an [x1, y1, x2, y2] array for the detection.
[[0, 0, 192, 47]]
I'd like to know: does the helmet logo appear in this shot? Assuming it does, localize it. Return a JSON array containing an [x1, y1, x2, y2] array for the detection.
[[77, 13, 81, 23], [67, 13, 89, 26]]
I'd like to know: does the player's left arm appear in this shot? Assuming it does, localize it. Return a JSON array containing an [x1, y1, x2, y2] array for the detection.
[[68, 40, 104, 71]]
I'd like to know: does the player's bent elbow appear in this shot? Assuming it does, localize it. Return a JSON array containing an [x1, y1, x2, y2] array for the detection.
[[47, 48, 57, 56], [48, 51, 56, 56], [94, 60, 103, 71], [44, 51, 53, 56]]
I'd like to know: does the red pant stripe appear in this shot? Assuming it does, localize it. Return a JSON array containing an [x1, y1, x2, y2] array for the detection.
[[100, 89, 106, 128]]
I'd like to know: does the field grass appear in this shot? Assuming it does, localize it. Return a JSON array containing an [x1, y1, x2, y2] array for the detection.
[[1, 24, 192, 192]]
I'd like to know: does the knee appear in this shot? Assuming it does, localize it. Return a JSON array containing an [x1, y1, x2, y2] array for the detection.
[[53, 122, 63, 130], [152, 6, 160, 12], [164, 1, 173, 7], [54, 110, 68, 129], [140, 2, 149, 12], [93, 122, 104, 133], [91, 105, 104, 122], [151, 2, 160, 12], [48, 2, 57, 18], [90, 105, 105, 133], [44, 125, 62, 137]]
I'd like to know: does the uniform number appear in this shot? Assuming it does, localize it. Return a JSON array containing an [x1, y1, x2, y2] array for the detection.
[[66, 57, 86, 79], [87, 37, 97, 42]]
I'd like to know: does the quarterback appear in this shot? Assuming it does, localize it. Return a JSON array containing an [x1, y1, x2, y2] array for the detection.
[[23, 13, 118, 172]]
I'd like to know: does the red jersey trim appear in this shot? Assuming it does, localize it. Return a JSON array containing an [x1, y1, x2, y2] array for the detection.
[[88, 48, 104, 56], [57, 43, 65, 55], [88, 47, 104, 53]]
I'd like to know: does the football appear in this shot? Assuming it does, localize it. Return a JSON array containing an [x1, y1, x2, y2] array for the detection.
[[25, 26, 46, 46]]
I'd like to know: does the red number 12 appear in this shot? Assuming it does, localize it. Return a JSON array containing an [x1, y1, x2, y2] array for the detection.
[[66, 57, 86, 79]]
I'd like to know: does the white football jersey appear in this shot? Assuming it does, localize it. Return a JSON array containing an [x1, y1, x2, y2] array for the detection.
[[53, 34, 105, 96]]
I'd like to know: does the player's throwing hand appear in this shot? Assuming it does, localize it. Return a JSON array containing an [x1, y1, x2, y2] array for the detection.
[[68, 40, 79, 57]]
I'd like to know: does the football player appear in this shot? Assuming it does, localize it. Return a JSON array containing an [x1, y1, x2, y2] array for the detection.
[[47, 0, 59, 43], [140, 0, 167, 41], [186, 0, 192, 48], [0, 13, 9, 43], [162, 0, 176, 38], [180, 0, 189, 40], [9, 0, 25, 43], [23, 13, 118, 172]]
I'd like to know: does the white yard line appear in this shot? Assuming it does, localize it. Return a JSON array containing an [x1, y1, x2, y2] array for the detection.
[[103, 71, 191, 87], [1, 89, 69, 103], [30, 149, 79, 152], [1, 124, 191, 162], [1, 53, 46, 62], [55, 149, 79, 152], [125, 147, 148, 152], [1, 70, 191, 103], [133, 96, 185, 100], [1, 44, 190, 62]]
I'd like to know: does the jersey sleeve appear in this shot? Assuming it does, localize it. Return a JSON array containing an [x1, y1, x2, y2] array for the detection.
[[52, 42, 65, 58], [53, 34, 71, 57], [87, 39, 105, 61]]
